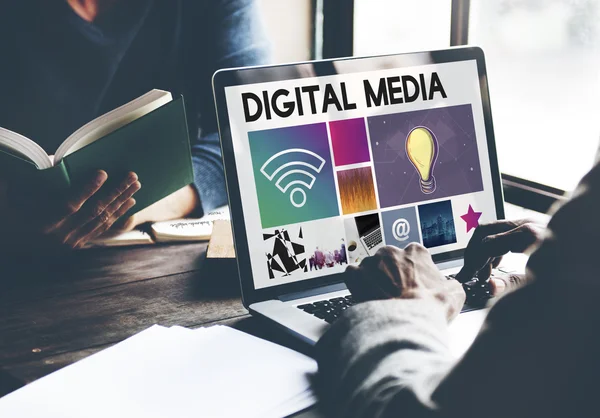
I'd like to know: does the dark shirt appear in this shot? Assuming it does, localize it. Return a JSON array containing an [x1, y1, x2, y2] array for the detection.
[[0, 0, 270, 215]]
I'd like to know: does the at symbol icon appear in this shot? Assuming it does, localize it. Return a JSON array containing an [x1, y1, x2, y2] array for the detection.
[[392, 218, 410, 241]]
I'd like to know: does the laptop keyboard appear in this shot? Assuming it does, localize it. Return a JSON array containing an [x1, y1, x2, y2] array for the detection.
[[363, 228, 382, 250], [297, 295, 355, 324], [297, 275, 492, 324]]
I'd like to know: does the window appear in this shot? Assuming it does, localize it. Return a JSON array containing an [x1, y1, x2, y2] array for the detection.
[[259, 0, 600, 193], [259, 0, 313, 63], [324, 0, 600, 193], [353, 0, 452, 56], [469, 0, 600, 191]]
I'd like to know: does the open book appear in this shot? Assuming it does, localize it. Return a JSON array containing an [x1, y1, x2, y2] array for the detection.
[[0, 89, 193, 215], [85, 206, 231, 247]]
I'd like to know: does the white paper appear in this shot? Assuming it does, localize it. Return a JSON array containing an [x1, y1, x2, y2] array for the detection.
[[0, 325, 317, 418]]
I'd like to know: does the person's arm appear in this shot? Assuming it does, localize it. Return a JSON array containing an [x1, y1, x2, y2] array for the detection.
[[316, 162, 600, 418], [316, 244, 465, 418], [317, 274, 589, 418], [316, 297, 454, 418], [315, 257, 576, 418], [188, 0, 270, 217], [121, 0, 270, 229]]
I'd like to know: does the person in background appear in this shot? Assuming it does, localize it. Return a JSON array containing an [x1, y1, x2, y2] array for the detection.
[[0, 0, 269, 253], [309, 255, 316, 272], [325, 250, 334, 268], [340, 239, 347, 264], [315, 248, 325, 270], [315, 161, 600, 417]]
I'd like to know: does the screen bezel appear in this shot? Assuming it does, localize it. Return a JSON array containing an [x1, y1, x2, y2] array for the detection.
[[212, 46, 505, 307]]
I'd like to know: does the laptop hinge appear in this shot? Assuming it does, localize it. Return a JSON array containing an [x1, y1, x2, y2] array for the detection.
[[279, 282, 347, 302]]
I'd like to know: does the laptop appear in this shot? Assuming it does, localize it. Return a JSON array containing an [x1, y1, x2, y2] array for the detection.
[[355, 213, 384, 256], [213, 47, 506, 346]]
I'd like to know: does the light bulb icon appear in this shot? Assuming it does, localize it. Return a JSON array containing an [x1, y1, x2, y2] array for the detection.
[[406, 126, 438, 194]]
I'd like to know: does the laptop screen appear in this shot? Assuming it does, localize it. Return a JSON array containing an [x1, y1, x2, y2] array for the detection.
[[222, 56, 499, 290], [355, 213, 379, 237]]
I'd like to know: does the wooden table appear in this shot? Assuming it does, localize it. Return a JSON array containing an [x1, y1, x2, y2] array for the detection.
[[0, 243, 313, 399], [0, 204, 545, 418]]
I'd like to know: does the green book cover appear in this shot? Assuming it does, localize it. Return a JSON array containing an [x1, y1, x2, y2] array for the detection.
[[0, 149, 70, 189], [0, 95, 193, 216]]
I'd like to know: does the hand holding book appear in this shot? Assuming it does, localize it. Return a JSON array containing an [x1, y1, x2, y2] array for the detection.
[[0, 89, 194, 232], [0, 170, 140, 252], [0, 89, 195, 254]]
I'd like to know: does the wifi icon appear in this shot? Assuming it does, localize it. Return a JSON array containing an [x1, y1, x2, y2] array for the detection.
[[260, 148, 326, 208]]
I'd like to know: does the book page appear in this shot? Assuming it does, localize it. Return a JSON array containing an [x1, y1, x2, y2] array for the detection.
[[0, 128, 52, 169], [151, 206, 230, 242], [54, 90, 172, 163]]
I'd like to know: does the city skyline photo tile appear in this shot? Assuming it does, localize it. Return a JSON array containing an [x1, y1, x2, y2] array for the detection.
[[418, 200, 457, 248]]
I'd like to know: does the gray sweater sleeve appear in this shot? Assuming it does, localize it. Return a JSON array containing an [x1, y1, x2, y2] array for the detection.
[[315, 298, 455, 418], [316, 273, 599, 418]]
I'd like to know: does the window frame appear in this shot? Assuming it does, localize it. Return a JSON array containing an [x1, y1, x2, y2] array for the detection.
[[311, 0, 571, 212]]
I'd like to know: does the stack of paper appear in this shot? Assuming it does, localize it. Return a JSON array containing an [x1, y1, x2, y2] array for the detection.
[[0, 325, 317, 418]]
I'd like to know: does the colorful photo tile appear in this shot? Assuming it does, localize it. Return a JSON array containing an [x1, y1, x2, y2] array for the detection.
[[263, 219, 347, 279], [418, 200, 457, 248], [303, 219, 348, 272], [329, 118, 371, 167], [337, 167, 378, 215], [343, 218, 363, 265], [249, 123, 339, 229], [381, 206, 421, 248], [368, 104, 484, 208], [343, 214, 383, 264]]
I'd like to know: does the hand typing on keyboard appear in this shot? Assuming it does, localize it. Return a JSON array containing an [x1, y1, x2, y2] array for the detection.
[[455, 219, 544, 297], [301, 220, 544, 324], [343, 244, 466, 321]]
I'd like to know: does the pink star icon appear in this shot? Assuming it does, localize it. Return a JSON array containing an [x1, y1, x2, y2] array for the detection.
[[460, 205, 482, 233]]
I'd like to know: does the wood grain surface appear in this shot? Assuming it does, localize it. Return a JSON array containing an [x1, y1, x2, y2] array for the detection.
[[0, 243, 311, 398]]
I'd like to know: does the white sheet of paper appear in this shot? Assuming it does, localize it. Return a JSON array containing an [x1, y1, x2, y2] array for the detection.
[[0, 325, 317, 418]]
